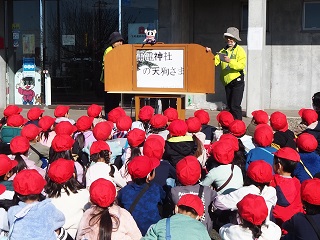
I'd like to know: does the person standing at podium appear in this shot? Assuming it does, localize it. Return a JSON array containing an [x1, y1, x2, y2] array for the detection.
[[101, 32, 124, 119], [206, 27, 246, 120]]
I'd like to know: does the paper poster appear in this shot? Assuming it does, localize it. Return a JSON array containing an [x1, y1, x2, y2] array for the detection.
[[22, 34, 35, 54]]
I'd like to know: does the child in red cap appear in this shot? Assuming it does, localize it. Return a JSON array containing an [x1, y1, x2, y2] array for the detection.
[[21, 124, 50, 168], [117, 156, 165, 235], [25, 107, 44, 127], [148, 114, 169, 140], [194, 109, 217, 144], [219, 194, 281, 240], [163, 119, 197, 167], [54, 105, 75, 125], [245, 109, 269, 137], [77, 178, 142, 239], [86, 140, 126, 189], [170, 156, 217, 232], [0, 114, 27, 144], [293, 133, 320, 183], [270, 147, 304, 229], [8, 136, 45, 179], [270, 111, 296, 150], [45, 158, 89, 238], [142, 194, 211, 239], [87, 104, 106, 127], [201, 140, 243, 194], [246, 124, 277, 170], [300, 108, 320, 155], [38, 116, 56, 147], [8, 169, 65, 240], [282, 178, 320, 240], [214, 160, 277, 229]]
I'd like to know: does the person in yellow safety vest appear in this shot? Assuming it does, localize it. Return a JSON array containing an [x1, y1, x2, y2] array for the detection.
[[101, 32, 124, 119], [206, 27, 246, 120]]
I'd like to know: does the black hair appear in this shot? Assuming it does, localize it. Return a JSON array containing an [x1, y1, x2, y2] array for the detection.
[[17, 193, 46, 202], [178, 205, 198, 217], [45, 175, 84, 198], [303, 201, 320, 215], [87, 205, 119, 240], [149, 126, 167, 134], [241, 219, 264, 239], [233, 140, 246, 175], [132, 169, 155, 185], [273, 156, 298, 173], [123, 145, 143, 177], [12, 153, 28, 174], [74, 132, 85, 150], [90, 150, 114, 178], [39, 128, 52, 143], [49, 149, 73, 164], [244, 176, 269, 193], [312, 92, 320, 110]]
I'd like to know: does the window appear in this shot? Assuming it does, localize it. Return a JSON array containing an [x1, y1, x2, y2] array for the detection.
[[303, 2, 320, 30]]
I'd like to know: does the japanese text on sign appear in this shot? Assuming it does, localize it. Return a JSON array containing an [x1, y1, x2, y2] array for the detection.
[[136, 49, 184, 89]]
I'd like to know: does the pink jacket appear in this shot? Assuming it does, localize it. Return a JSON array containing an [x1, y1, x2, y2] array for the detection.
[[76, 204, 142, 240]]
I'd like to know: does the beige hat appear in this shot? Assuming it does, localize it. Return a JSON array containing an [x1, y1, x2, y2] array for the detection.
[[223, 27, 241, 41]]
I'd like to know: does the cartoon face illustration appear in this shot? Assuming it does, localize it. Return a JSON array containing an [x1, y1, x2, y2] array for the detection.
[[16, 77, 36, 105], [143, 29, 157, 44]]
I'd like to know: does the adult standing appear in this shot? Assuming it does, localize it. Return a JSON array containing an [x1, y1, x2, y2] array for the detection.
[[101, 32, 124, 119], [206, 27, 246, 120]]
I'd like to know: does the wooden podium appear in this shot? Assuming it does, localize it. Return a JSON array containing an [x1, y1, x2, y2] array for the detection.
[[104, 43, 215, 119]]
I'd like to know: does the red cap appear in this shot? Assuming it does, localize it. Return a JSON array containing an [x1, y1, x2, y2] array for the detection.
[[127, 128, 145, 147], [296, 133, 318, 152], [146, 134, 165, 149], [299, 108, 318, 126], [54, 105, 70, 117], [274, 147, 300, 162], [177, 194, 204, 217], [270, 111, 288, 132], [51, 134, 75, 152], [186, 117, 202, 133], [7, 114, 27, 127], [164, 107, 178, 122], [176, 156, 201, 185], [76, 116, 94, 131], [167, 119, 188, 137], [247, 160, 273, 183], [116, 115, 132, 131], [108, 107, 126, 123], [216, 111, 234, 127], [143, 137, 164, 160], [27, 107, 44, 120], [150, 114, 168, 129], [194, 109, 210, 125], [138, 106, 154, 122], [10, 136, 30, 154], [237, 194, 268, 225], [3, 105, 22, 117], [210, 141, 234, 164], [0, 154, 18, 176], [48, 158, 75, 184], [87, 104, 102, 118], [55, 121, 77, 135], [21, 124, 41, 141], [228, 120, 246, 137], [90, 178, 116, 207], [128, 156, 160, 179], [301, 178, 320, 205], [0, 184, 6, 195], [13, 169, 46, 195], [219, 134, 239, 151], [90, 140, 110, 155], [251, 110, 269, 124], [38, 116, 55, 131], [93, 121, 112, 141], [253, 124, 274, 147]]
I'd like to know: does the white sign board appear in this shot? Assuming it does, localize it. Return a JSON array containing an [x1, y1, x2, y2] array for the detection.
[[62, 35, 75, 46], [136, 49, 184, 89]]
